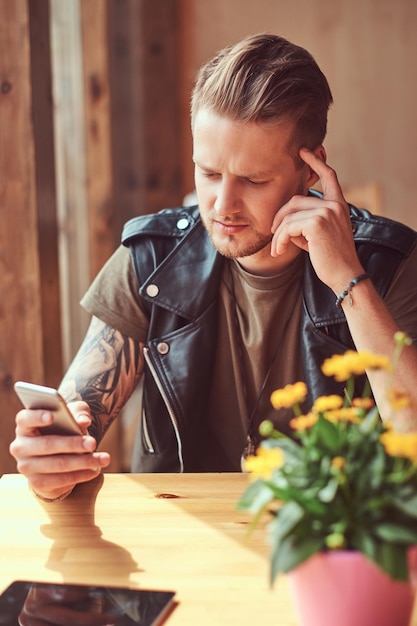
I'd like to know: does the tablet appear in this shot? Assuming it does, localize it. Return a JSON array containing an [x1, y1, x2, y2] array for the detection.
[[0, 580, 176, 625]]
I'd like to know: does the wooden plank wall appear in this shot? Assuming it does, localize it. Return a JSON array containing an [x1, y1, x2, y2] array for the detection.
[[50, 0, 91, 366], [1, 0, 183, 474], [0, 0, 62, 474]]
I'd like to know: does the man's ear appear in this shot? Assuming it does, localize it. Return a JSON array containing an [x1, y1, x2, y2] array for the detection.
[[305, 145, 327, 188]]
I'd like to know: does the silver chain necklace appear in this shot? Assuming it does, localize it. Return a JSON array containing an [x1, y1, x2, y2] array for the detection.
[[227, 262, 300, 467]]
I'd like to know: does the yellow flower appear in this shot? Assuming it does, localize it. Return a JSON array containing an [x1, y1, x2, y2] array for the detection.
[[331, 456, 346, 470], [239, 332, 417, 587], [352, 397, 375, 410], [323, 407, 362, 423], [321, 351, 391, 382], [380, 431, 417, 463], [386, 387, 413, 410], [270, 382, 307, 409], [312, 395, 344, 413], [290, 412, 318, 431], [243, 447, 285, 481]]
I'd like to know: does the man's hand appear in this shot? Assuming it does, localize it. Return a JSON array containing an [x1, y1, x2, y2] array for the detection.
[[9, 401, 111, 501], [271, 147, 365, 294]]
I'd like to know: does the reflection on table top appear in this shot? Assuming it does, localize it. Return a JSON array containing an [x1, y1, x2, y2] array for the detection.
[[0, 472, 297, 625], [1, 472, 416, 625]]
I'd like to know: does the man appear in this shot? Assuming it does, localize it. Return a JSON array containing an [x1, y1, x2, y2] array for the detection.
[[10, 33, 417, 502]]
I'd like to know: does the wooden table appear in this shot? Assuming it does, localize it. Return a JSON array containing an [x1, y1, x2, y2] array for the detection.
[[0, 472, 296, 625], [1, 472, 416, 625]]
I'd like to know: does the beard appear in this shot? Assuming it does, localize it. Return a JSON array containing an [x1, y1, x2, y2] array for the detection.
[[202, 216, 273, 259]]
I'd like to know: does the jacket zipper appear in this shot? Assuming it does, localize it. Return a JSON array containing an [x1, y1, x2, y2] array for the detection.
[[143, 346, 184, 472], [141, 408, 155, 454]]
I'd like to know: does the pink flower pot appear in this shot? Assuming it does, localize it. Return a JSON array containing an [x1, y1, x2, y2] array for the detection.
[[287, 550, 417, 626]]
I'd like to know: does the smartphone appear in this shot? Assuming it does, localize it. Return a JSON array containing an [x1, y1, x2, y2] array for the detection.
[[0, 580, 176, 626], [14, 381, 83, 436]]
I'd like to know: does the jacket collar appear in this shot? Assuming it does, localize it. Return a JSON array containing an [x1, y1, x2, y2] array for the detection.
[[135, 200, 416, 327], [139, 219, 224, 321], [303, 208, 417, 327]]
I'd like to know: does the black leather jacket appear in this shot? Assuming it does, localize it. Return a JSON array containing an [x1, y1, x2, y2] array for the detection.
[[122, 198, 417, 472]]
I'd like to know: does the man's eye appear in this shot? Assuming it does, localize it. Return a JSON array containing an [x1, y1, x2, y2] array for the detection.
[[246, 178, 267, 186]]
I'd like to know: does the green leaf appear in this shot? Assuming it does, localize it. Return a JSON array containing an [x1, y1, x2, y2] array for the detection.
[[388, 493, 417, 518], [373, 542, 409, 581], [299, 495, 328, 517], [269, 501, 304, 543], [359, 405, 381, 434], [318, 477, 339, 503], [270, 534, 324, 584], [352, 529, 378, 560], [366, 447, 386, 490], [236, 479, 275, 514], [365, 495, 389, 511], [374, 523, 417, 545], [264, 437, 304, 464], [315, 415, 340, 452], [352, 532, 409, 581]]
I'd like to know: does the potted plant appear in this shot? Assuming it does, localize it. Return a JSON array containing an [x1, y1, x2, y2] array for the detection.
[[237, 332, 417, 626]]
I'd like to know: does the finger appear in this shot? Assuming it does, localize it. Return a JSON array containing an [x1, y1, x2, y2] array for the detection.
[[67, 401, 93, 432], [15, 406, 91, 437], [14, 408, 54, 435], [14, 409, 93, 445], [271, 209, 313, 256], [67, 400, 91, 416], [22, 452, 110, 491], [271, 200, 351, 258], [299, 147, 345, 203], [29, 451, 110, 475], [271, 194, 317, 231], [29, 461, 110, 494], [11, 430, 98, 459]]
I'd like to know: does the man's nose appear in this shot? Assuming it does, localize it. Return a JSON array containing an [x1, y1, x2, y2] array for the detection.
[[213, 180, 240, 215]]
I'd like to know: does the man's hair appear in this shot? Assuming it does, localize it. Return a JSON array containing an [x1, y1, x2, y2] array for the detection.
[[191, 33, 333, 151]]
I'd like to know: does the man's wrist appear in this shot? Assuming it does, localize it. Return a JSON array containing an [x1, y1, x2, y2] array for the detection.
[[335, 273, 370, 308]]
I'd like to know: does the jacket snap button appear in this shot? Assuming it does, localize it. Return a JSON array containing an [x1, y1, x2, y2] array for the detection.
[[146, 284, 159, 297], [176, 217, 189, 230], [157, 342, 169, 355]]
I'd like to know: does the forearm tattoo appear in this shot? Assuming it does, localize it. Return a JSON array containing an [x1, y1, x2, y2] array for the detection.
[[59, 317, 143, 441]]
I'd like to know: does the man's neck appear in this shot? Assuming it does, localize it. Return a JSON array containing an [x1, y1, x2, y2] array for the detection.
[[236, 244, 302, 277]]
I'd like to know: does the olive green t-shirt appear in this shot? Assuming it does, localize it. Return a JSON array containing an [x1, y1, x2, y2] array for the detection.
[[81, 242, 417, 471]]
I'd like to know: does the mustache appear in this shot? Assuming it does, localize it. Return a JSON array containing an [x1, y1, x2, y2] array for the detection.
[[209, 214, 249, 225]]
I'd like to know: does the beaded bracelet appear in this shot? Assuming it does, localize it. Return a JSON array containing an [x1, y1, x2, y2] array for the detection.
[[335, 273, 369, 308]]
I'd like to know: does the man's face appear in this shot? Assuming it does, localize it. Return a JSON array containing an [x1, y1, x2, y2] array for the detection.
[[193, 108, 313, 274]]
